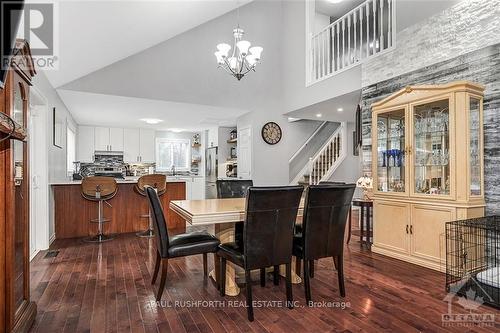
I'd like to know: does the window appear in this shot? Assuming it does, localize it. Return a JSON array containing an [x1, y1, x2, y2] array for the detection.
[[156, 138, 191, 171], [66, 126, 76, 173]]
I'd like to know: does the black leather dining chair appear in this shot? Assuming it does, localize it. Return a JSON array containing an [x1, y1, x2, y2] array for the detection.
[[218, 186, 303, 321], [145, 186, 221, 301], [216, 179, 253, 247], [293, 184, 355, 305]]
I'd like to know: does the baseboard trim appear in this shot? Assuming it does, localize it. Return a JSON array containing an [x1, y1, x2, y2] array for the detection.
[[49, 233, 56, 245], [372, 245, 445, 273]]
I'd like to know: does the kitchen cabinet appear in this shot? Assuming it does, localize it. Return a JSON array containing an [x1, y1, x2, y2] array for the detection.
[[237, 126, 252, 180], [207, 127, 218, 147], [123, 128, 155, 163], [371, 81, 485, 272], [185, 177, 206, 200], [123, 129, 140, 162], [77, 126, 95, 162], [94, 127, 124, 151], [140, 129, 155, 162]]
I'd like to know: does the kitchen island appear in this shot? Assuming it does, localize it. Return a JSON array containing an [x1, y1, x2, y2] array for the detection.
[[51, 177, 187, 239]]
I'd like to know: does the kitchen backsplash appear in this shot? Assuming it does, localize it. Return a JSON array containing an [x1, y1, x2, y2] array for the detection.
[[126, 163, 156, 177]]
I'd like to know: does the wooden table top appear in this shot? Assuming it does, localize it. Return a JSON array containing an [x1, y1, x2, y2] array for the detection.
[[170, 198, 304, 225]]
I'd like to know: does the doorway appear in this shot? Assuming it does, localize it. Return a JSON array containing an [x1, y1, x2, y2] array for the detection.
[[29, 87, 50, 260]]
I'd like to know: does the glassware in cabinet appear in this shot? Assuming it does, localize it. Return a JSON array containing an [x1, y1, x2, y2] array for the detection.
[[376, 109, 406, 193], [413, 99, 450, 196], [469, 97, 481, 196]]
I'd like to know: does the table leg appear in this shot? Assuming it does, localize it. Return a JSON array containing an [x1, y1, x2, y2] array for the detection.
[[208, 223, 240, 296], [347, 206, 352, 244], [360, 206, 364, 245], [279, 257, 302, 284]]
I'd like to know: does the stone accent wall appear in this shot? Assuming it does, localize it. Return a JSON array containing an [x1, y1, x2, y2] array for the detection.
[[362, 0, 500, 87], [360, 43, 500, 214]]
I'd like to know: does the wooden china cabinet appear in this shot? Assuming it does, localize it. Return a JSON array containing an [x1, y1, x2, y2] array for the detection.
[[0, 40, 36, 333], [371, 81, 485, 272]]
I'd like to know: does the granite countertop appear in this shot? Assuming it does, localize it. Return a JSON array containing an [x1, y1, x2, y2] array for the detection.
[[50, 175, 202, 186]]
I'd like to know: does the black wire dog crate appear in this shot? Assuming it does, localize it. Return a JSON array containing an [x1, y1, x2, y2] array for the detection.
[[446, 216, 500, 308]]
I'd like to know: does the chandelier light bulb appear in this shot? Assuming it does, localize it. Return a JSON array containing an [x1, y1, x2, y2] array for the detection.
[[246, 55, 257, 67], [249, 46, 263, 60], [228, 57, 238, 70], [214, 51, 224, 65], [217, 43, 231, 58], [236, 40, 251, 56]]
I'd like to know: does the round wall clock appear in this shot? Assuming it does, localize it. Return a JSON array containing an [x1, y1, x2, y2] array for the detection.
[[261, 122, 282, 145]]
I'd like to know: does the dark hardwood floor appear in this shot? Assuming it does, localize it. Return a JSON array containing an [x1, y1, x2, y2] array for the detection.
[[29, 220, 499, 333]]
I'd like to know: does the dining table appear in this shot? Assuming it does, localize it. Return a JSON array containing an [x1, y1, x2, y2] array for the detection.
[[169, 197, 304, 296]]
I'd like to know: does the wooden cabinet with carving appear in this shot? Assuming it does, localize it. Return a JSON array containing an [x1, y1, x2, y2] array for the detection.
[[371, 82, 485, 272]]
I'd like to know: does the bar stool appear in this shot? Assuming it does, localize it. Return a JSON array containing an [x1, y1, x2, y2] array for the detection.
[[81, 176, 118, 243], [135, 174, 167, 237]]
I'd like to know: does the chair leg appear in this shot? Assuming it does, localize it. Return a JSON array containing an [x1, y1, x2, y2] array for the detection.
[[203, 253, 208, 277], [156, 258, 168, 301], [337, 255, 345, 297], [213, 253, 220, 290], [273, 265, 279, 286], [151, 250, 161, 285], [333, 256, 338, 270], [309, 260, 315, 278], [245, 270, 254, 322], [295, 257, 301, 277], [220, 258, 226, 296], [285, 263, 293, 309], [303, 259, 312, 306], [260, 268, 266, 287]]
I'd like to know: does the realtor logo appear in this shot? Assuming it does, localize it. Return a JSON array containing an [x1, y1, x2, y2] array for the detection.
[[442, 274, 495, 327], [1, 1, 58, 69]]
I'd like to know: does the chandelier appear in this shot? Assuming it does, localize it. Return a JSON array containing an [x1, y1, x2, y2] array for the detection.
[[214, 25, 263, 81]]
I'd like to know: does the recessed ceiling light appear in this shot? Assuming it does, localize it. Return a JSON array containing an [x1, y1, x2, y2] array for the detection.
[[140, 118, 163, 125], [169, 128, 184, 133], [328, 0, 344, 3], [316, 113, 322, 118], [337, 108, 344, 112]]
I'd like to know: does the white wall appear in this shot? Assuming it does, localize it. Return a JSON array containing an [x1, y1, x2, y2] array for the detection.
[[314, 12, 330, 34], [31, 71, 77, 240], [329, 122, 361, 184]]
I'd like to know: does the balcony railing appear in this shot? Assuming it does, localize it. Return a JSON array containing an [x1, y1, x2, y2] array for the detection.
[[308, 0, 395, 85]]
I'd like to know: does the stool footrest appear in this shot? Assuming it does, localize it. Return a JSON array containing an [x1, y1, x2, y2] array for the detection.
[[83, 233, 115, 243], [136, 229, 154, 238], [90, 218, 111, 223]]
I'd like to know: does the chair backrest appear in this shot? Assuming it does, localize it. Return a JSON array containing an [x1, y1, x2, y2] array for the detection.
[[243, 186, 303, 270], [319, 181, 346, 185], [136, 174, 167, 196], [301, 184, 355, 260], [216, 179, 253, 198], [145, 186, 169, 257], [81, 176, 118, 201]]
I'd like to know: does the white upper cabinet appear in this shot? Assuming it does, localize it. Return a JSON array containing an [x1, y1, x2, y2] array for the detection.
[[207, 127, 218, 148], [94, 127, 124, 151], [94, 127, 109, 151], [109, 128, 124, 151], [140, 129, 156, 162], [123, 128, 140, 163], [77, 126, 95, 162]]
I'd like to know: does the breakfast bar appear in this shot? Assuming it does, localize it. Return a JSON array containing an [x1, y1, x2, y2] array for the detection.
[[51, 178, 187, 239]]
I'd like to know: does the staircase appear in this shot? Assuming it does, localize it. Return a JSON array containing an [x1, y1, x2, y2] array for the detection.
[[292, 122, 347, 186]]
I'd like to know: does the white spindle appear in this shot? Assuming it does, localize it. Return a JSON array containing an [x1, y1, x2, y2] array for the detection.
[[341, 18, 345, 68], [323, 30, 328, 75], [380, 0, 384, 50], [372, 0, 377, 55], [388, 0, 392, 47], [336, 22, 340, 71], [354, 11, 357, 63], [360, 7, 363, 60], [366, 1, 370, 57], [347, 15, 351, 66], [327, 27, 331, 74]]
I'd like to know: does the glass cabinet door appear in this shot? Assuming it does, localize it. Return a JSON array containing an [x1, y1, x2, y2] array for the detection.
[[375, 109, 406, 193], [413, 99, 451, 196], [469, 97, 481, 196]]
